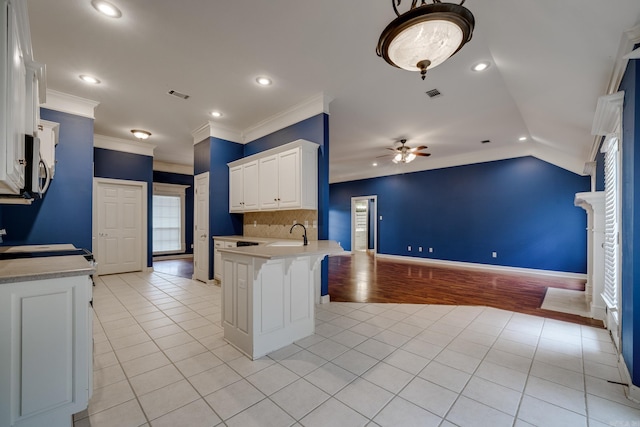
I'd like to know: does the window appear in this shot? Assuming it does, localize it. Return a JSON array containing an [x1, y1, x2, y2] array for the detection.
[[152, 183, 189, 255]]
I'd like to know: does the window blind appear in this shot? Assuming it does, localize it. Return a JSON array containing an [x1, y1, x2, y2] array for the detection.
[[602, 137, 619, 313]]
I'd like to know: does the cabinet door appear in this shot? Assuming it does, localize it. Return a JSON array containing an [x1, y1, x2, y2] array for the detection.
[[214, 241, 223, 280], [277, 149, 300, 208], [242, 160, 259, 211], [229, 165, 244, 212], [0, 0, 26, 194], [259, 155, 279, 209]]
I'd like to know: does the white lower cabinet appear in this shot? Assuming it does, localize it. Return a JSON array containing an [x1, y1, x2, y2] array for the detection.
[[0, 274, 92, 427], [221, 253, 321, 359], [213, 239, 235, 282]]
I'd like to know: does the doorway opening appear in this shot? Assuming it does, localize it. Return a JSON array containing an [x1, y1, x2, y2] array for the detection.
[[351, 196, 377, 254]]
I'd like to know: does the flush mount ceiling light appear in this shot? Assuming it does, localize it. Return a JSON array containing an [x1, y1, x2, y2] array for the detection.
[[376, 0, 475, 80], [210, 111, 223, 118], [131, 129, 151, 140], [91, 0, 122, 18], [256, 76, 272, 86], [518, 136, 527, 141], [79, 74, 101, 84]]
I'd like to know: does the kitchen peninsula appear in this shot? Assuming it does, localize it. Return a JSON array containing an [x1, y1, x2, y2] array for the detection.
[[218, 238, 343, 359]]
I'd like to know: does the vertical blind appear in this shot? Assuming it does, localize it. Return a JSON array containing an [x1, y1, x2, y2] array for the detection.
[[153, 194, 182, 253], [602, 137, 619, 314]]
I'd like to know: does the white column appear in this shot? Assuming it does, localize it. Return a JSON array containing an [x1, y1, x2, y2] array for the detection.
[[575, 191, 606, 320]]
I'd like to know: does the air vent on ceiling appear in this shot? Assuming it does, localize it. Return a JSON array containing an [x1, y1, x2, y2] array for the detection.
[[425, 89, 441, 98], [481, 139, 491, 144], [167, 90, 190, 100]]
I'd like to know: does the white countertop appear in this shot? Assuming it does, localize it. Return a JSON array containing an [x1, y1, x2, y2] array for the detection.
[[217, 239, 344, 259], [0, 255, 95, 284]]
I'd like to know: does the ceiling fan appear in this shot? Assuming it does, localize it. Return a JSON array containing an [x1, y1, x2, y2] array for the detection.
[[386, 139, 431, 164]]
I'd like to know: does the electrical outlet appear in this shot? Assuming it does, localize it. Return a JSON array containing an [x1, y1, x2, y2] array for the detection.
[[293, 220, 297, 225], [313, 220, 317, 229], [304, 220, 309, 227], [379, 215, 383, 220], [492, 251, 497, 258], [429, 247, 433, 253], [408, 245, 411, 251], [419, 247, 422, 252], [253, 220, 257, 227]]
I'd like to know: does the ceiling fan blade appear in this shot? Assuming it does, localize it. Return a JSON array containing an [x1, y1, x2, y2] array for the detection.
[[386, 147, 399, 151], [415, 152, 431, 157], [413, 145, 428, 151], [376, 154, 392, 158]]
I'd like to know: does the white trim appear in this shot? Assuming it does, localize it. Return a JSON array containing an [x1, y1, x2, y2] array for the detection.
[[92, 177, 149, 273], [331, 142, 586, 184], [191, 121, 243, 145], [94, 134, 156, 157], [351, 195, 377, 254], [153, 254, 193, 261], [153, 184, 188, 255], [623, 47, 640, 60], [592, 92, 625, 136], [244, 93, 331, 143], [153, 161, 193, 175], [41, 90, 99, 119], [319, 295, 330, 304], [190, 93, 331, 146], [588, 23, 640, 161], [153, 182, 190, 193], [375, 253, 587, 280], [619, 354, 640, 403], [227, 139, 319, 167]]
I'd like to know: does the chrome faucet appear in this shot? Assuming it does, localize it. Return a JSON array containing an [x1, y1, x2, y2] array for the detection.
[[289, 223, 308, 246]]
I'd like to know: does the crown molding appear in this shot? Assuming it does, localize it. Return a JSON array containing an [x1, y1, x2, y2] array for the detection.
[[592, 91, 625, 136], [588, 22, 640, 160], [244, 93, 332, 143], [191, 121, 243, 145], [153, 161, 193, 175], [330, 142, 586, 184], [41, 90, 100, 119], [94, 134, 155, 157]]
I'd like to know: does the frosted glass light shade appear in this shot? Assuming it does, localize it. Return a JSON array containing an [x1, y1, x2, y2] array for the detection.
[[388, 20, 463, 71], [376, 2, 475, 79]]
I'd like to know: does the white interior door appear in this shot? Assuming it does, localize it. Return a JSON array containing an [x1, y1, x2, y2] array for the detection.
[[94, 179, 146, 275], [194, 172, 210, 282]]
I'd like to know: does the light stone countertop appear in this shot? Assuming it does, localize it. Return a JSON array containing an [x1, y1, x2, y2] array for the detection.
[[0, 255, 95, 284], [217, 239, 344, 259]]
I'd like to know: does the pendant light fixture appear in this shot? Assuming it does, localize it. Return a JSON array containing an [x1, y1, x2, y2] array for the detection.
[[376, 0, 475, 80]]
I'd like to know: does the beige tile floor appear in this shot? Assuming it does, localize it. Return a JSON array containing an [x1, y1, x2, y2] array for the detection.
[[74, 270, 640, 427]]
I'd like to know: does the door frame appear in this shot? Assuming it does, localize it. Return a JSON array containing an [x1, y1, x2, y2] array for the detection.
[[193, 172, 212, 283], [351, 195, 377, 254], [92, 177, 148, 276]]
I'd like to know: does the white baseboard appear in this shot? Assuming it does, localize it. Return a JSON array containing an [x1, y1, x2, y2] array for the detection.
[[373, 253, 587, 280], [619, 354, 640, 403], [144, 266, 154, 272], [319, 294, 330, 304]]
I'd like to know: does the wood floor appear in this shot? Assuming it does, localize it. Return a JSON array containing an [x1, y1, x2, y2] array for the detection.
[[328, 252, 603, 327], [154, 253, 603, 327]]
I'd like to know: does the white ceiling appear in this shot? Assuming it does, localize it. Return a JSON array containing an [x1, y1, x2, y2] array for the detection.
[[26, 0, 640, 183]]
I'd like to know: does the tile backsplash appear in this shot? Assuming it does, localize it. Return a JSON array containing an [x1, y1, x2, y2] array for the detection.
[[243, 210, 318, 240]]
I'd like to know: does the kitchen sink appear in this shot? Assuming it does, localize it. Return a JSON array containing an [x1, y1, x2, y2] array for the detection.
[[268, 241, 304, 247]]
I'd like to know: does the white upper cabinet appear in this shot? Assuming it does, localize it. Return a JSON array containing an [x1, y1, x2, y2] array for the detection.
[[38, 120, 59, 179], [228, 139, 319, 212], [229, 160, 259, 212], [0, 0, 44, 195]]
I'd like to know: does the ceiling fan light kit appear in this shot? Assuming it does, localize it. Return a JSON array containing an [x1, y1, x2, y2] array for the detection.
[[389, 139, 431, 164], [376, 0, 475, 80]]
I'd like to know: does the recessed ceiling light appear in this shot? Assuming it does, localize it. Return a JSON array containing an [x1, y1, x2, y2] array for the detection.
[[256, 76, 272, 86], [519, 136, 527, 141], [91, 0, 122, 18], [472, 61, 490, 72], [210, 111, 223, 118], [372, 162, 378, 167], [131, 129, 151, 140], [79, 74, 101, 84]]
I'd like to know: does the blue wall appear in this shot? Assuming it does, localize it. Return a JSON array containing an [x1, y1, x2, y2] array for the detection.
[[153, 171, 194, 255], [330, 156, 590, 273], [244, 114, 330, 294], [94, 147, 154, 267], [193, 136, 244, 280], [620, 58, 640, 385], [0, 108, 93, 249]]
